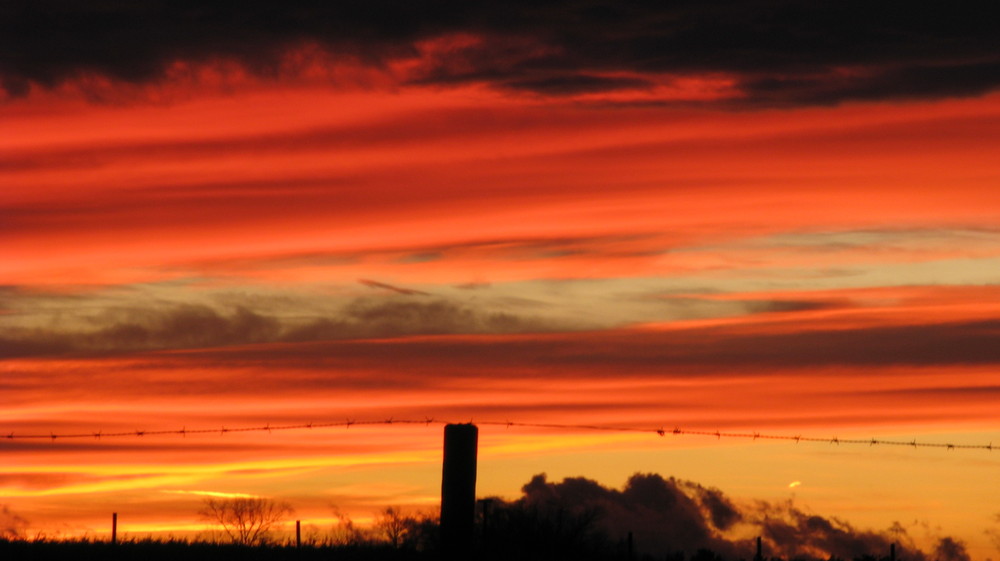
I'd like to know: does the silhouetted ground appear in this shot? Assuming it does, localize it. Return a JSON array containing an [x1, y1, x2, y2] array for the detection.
[[0, 538, 907, 561], [0, 539, 430, 561]]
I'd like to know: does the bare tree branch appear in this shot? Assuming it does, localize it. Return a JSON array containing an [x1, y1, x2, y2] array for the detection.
[[199, 497, 293, 545]]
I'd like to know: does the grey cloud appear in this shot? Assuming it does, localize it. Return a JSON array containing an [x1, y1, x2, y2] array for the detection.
[[7, 279, 1000, 374], [2, 304, 280, 357], [281, 297, 553, 343], [95, 305, 281, 350], [0, 296, 560, 358], [339, 298, 529, 335], [728, 298, 835, 315]]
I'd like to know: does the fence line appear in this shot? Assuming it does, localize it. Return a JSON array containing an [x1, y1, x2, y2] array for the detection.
[[2, 418, 994, 451]]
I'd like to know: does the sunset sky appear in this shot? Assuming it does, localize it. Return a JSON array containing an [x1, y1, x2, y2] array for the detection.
[[2, 2, 999, 558]]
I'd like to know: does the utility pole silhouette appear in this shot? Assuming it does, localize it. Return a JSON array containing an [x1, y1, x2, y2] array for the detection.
[[440, 423, 478, 561]]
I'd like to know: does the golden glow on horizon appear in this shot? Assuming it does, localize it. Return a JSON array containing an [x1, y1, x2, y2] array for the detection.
[[160, 490, 261, 499]]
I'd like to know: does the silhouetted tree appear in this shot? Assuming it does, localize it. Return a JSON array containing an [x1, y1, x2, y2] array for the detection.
[[376, 507, 409, 548], [400, 511, 439, 551], [199, 497, 293, 545], [328, 508, 370, 546], [372, 506, 439, 551], [481, 497, 610, 560]]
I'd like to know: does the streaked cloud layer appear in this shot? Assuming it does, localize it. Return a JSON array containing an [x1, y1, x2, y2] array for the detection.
[[2, 3, 999, 558]]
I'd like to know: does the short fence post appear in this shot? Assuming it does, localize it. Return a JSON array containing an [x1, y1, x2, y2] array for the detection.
[[111, 512, 118, 545]]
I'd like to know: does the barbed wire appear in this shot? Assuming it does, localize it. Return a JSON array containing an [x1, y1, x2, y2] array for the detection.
[[1, 418, 994, 451]]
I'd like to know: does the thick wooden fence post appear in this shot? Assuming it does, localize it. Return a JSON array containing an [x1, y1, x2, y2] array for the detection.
[[440, 423, 478, 561], [111, 512, 117, 544], [296, 520, 301, 548]]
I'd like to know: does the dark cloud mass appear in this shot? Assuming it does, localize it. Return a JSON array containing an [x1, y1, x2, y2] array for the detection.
[[0, 297, 556, 358], [5, 294, 1000, 372], [490, 472, 743, 559], [493, 472, 968, 561], [2, 1, 998, 103]]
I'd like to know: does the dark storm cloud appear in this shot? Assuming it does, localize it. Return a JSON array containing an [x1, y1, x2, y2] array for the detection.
[[754, 503, 970, 561], [501, 74, 656, 95], [758, 507, 897, 560], [3, 1, 998, 103], [501, 473, 966, 561], [503, 472, 742, 558], [739, 59, 1000, 105]]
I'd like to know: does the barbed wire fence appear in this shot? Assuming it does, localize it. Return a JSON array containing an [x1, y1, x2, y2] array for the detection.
[[2, 418, 994, 451]]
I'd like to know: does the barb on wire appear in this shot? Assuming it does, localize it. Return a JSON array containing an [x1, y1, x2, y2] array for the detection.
[[0, 419, 994, 451]]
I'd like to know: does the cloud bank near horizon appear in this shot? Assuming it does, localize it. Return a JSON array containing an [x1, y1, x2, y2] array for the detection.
[[491, 472, 973, 561]]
